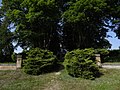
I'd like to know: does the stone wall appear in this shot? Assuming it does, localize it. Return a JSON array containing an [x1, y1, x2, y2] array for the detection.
[[0, 55, 22, 70], [0, 66, 16, 70], [0, 54, 101, 70]]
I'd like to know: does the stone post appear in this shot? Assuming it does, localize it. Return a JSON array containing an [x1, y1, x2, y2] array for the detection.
[[16, 55, 22, 69], [95, 54, 102, 67]]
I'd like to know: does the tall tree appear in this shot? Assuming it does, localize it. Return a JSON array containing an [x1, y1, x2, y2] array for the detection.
[[0, 6, 14, 62], [62, 0, 111, 50], [105, 0, 120, 39], [2, 0, 120, 57], [2, 0, 61, 54]]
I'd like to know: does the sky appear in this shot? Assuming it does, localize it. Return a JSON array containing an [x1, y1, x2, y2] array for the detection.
[[107, 31, 120, 49], [0, 0, 1, 6], [0, 0, 120, 53]]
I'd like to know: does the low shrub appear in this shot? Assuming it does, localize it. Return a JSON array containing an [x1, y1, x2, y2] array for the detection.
[[95, 49, 109, 55], [63, 48, 100, 79], [104, 50, 120, 62], [23, 48, 57, 75], [109, 50, 120, 57], [104, 56, 120, 62]]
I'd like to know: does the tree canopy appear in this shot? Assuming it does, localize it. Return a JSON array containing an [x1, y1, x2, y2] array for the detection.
[[62, 0, 112, 50], [0, 0, 120, 58], [0, 7, 14, 62], [1, 0, 61, 54]]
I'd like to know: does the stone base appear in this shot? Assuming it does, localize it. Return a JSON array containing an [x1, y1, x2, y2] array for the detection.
[[0, 66, 16, 70]]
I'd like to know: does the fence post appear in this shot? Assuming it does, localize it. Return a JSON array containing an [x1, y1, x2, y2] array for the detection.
[[95, 54, 102, 67], [16, 55, 22, 69]]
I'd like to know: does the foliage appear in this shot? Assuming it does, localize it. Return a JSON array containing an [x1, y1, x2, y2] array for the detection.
[[105, 0, 120, 39], [104, 56, 120, 62], [63, 48, 100, 79], [1, 0, 120, 59], [95, 49, 109, 55], [104, 50, 120, 62], [1, 0, 60, 55], [23, 48, 57, 75], [109, 50, 120, 57], [0, 5, 14, 62], [11, 52, 17, 62], [62, 0, 112, 50]]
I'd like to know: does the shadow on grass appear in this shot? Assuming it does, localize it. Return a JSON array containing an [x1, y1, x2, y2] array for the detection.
[[66, 67, 104, 80], [23, 63, 104, 80], [94, 70, 104, 79], [22, 63, 65, 76], [42, 63, 64, 73]]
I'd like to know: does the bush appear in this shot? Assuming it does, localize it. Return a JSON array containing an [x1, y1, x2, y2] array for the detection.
[[63, 48, 100, 79], [104, 50, 120, 62], [104, 56, 120, 62], [95, 49, 109, 55], [23, 48, 57, 75], [109, 50, 120, 57]]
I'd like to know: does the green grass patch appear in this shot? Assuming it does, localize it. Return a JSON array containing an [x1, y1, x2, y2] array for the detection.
[[0, 62, 16, 64], [0, 69, 120, 90], [0, 63, 16, 66], [103, 62, 120, 65]]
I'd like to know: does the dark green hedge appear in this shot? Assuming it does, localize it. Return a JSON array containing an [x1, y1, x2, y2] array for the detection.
[[104, 50, 120, 62], [63, 48, 100, 79], [23, 48, 57, 75]]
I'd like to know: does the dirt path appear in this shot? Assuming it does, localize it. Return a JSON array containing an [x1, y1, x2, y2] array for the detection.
[[44, 80, 61, 90], [44, 72, 61, 90]]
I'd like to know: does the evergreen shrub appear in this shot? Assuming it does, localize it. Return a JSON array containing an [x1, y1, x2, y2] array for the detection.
[[64, 48, 100, 79], [95, 49, 109, 55], [23, 48, 57, 75]]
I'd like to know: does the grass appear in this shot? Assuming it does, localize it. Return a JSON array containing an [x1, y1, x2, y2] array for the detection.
[[103, 62, 120, 65], [0, 69, 120, 90], [0, 62, 16, 64]]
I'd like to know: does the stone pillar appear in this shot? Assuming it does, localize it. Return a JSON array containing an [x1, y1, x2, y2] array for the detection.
[[95, 54, 102, 67], [16, 55, 22, 69]]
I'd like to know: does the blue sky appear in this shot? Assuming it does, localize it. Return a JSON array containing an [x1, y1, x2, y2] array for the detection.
[[0, 0, 1, 6], [0, 0, 120, 53], [107, 31, 120, 49]]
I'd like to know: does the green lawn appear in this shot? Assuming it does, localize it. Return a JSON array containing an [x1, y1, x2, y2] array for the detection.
[[103, 62, 120, 64], [0, 69, 120, 90], [0, 62, 16, 65]]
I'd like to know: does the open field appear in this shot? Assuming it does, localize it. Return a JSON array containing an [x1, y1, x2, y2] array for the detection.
[[0, 69, 120, 90]]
